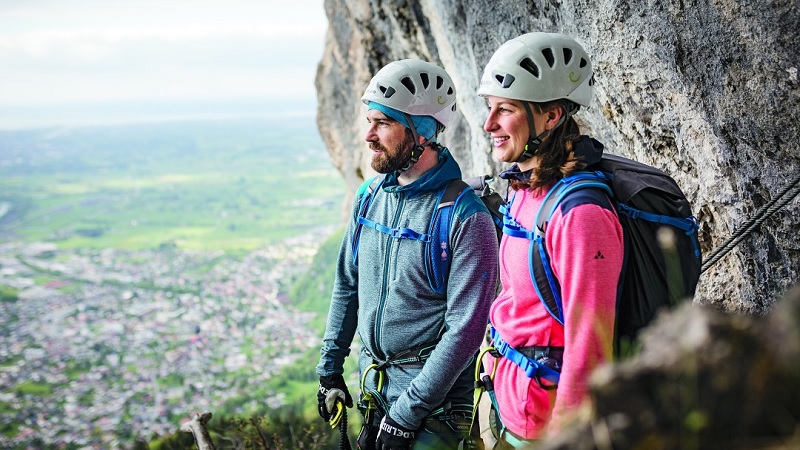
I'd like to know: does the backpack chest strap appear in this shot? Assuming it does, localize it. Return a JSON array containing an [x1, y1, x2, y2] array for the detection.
[[356, 215, 430, 241]]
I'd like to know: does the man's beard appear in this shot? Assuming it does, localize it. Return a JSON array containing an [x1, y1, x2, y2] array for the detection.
[[369, 130, 415, 174]]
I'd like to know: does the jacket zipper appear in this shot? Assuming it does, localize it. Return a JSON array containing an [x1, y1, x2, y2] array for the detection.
[[373, 191, 404, 361]]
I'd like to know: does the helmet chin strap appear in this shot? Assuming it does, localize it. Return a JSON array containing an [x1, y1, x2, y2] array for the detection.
[[396, 113, 439, 173], [515, 102, 573, 164]]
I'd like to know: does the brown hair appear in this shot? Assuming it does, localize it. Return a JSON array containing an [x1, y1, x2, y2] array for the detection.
[[510, 100, 587, 192]]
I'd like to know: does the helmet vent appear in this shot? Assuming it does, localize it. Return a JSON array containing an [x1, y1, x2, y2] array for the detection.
[[541, 48, 555, 68], [563, 48, 573, 65], [436, 76, 444, 89], [579, 58, 588, 68], [447, 87, 454, 95], [520, 58, 540, 78], [495, 73, 516, 88], [400, 77, 416, 95], [420, 72, 430, 89], [379, 85, 397, 98], [589, 74, 595, 86]]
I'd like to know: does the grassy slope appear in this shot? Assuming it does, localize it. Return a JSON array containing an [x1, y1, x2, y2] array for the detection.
[[0, 119, 343, 251]]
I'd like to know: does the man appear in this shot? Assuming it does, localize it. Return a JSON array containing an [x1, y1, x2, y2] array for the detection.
[[316, 59, 499, 449]]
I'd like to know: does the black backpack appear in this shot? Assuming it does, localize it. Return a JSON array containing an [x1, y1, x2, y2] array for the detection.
[[477, 153, 702, 357]]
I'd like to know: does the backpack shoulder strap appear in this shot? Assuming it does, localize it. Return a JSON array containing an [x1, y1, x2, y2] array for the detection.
[[351, 175, 385, 266], [465, 175, 506, 240], [531, 172, 613, 324], [426, 179, 472, 295]]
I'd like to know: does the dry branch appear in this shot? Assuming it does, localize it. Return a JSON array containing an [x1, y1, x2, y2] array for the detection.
[[181, 411, 216, 450]]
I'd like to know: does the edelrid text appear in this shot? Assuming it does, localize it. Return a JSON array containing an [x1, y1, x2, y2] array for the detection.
[[380, 421, 415, 439]]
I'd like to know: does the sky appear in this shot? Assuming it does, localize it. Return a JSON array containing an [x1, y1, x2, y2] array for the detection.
[[0, 0, 328, 128]]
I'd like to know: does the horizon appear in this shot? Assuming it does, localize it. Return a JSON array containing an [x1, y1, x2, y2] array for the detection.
[[0, 98, 320, 131]]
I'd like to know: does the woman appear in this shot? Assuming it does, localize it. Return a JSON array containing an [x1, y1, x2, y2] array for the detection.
[[477, 32, 624, 448]]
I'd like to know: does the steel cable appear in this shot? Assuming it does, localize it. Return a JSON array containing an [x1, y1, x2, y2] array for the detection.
[[701, 173, 800, 273]]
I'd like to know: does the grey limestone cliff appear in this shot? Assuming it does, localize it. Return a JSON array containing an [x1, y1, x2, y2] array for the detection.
[[315, 0, 800, 315]]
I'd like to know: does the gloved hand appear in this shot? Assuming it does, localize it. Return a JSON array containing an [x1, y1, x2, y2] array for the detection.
[[317, 374, 353, 423], [375, 414, 416, 450]]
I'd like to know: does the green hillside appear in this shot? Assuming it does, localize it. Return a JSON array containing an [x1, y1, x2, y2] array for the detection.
[[0, 118, 343, 252]]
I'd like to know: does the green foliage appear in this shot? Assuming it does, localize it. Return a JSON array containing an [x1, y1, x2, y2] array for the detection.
[[290, 228, 344, 327], [10, 381, 52, 396], [0, 285, 18, 303], [151, 410, 337, 450]]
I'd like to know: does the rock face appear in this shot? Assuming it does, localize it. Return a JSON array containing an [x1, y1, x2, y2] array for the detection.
[[315, 0, 800, 314]]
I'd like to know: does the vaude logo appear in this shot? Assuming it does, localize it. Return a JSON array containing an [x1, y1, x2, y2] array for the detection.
[[380, 421, 415, 439]]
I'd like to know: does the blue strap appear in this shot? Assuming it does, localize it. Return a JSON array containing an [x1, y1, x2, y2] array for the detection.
[[617, 203, 692, 231], [490, 327, 561, 385], [351, 177, 467, 295], [530, 237, 564, 324], [425, 180, 471, 294], [501, 214, 537, 239], [501, 191, 538, 240], [355, 216, 430, 241], [352, 176, 384, 266], [616, 204, 701, 258]]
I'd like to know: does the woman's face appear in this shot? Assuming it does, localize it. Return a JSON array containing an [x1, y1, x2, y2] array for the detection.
[[483, 96, 541, 164]]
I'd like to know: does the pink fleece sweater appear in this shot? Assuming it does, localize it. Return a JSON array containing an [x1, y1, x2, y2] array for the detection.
[[487, 183, 624, 439]]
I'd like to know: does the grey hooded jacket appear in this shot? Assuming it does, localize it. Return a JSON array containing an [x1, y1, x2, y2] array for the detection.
[[317, 148, 499, 430]]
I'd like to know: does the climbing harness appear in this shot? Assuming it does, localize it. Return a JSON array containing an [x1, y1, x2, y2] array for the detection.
[[356, 340, 439, 448], [470, 346, 499, 440], [471, 345, 536, 449], [702, 173, 800, 273], [356, 363, 387, 450]]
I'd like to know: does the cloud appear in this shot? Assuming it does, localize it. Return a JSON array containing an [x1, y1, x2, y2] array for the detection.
[[0, 0, 327, 108]]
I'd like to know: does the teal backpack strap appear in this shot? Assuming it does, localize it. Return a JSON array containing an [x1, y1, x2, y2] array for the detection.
[[529, 172, 612, 323], [426, 179, 471, 295], [351, 176, 384, 267], [501, 172, 612, 324]]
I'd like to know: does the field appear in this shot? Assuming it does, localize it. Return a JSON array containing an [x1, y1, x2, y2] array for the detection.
[[0, 117, 345, 251]]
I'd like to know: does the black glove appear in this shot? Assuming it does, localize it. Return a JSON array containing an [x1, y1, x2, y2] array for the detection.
[[317, 374, 353, 422], [375, 414, 416, 450]]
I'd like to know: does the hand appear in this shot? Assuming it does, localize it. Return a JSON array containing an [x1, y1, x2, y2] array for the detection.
[[375, 414, 416, 450], [317, 374, 353, 422]]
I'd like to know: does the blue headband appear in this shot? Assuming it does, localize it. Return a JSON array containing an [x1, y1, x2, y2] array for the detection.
[[367, 101, 438, 140]]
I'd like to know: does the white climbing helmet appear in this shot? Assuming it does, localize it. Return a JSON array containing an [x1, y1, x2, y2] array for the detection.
[[477, 32, 594, 107], [361, 59, 458, 128]]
